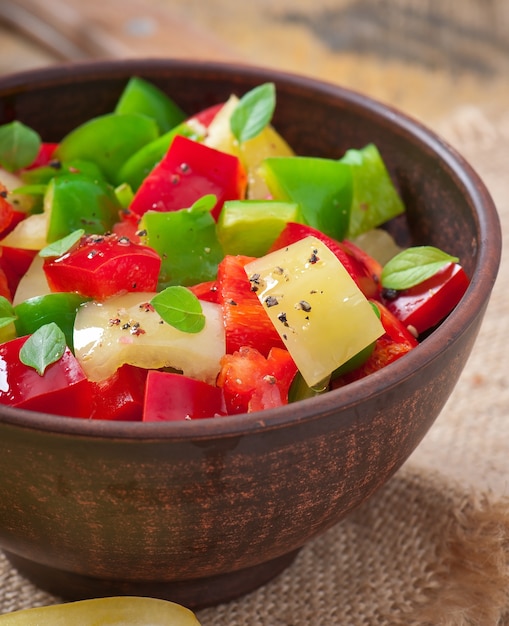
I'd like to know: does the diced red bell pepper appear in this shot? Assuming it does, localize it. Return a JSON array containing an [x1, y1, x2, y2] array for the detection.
[[383, 262, 469, 335], [112, 210, 142, 243], [217, 346, 298, 414], [0, 267, 10, 301], [188, 279, 219, 304], [23, 142, 59, 170], [374, 300, 420, 348], [143, 370, 227, 421], [269, 222, 382, 299], [129, 134, 247, 221], [43, 232, 161, 300], [187, 102, 224, 129], [91, 364, 148, 421], [332, 300, 418, 386], [0, 192, 34, 302], [339, 238, 383, 299], [0, 209, 26, 240], [0, 335, 93, 417], [217, 254, 285, 357], [0, 246, 38, 298], [0, 185, 15, 238]]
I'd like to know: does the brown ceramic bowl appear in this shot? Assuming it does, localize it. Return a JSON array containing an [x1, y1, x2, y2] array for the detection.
[[0, 59, 501, 609]]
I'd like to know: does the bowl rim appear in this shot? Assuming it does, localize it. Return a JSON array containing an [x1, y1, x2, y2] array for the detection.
[[0, 58, 502, 440]]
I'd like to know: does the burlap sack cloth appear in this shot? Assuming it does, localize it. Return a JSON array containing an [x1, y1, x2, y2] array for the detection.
[[1, 104, 508, 625]]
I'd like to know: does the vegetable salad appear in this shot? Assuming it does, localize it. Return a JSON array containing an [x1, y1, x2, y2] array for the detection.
[[0, 78, 469, 421]]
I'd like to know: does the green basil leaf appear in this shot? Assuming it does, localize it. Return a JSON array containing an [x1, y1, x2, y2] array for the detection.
[[230, 82, 276, 144], [19, 322, 67, 376], [0, 296, 17, 328], [0, 121, 41, 172], [39, 229, 85, 258], [188, 194, 217, 214], [151, 286, 206, 334], [381, 246, 459, 290]]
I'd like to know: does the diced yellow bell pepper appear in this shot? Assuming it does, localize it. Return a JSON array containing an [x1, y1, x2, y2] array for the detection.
[[74, 292, 225, 383], [204, 95, 294, 199], [245, 235, 385, 387]]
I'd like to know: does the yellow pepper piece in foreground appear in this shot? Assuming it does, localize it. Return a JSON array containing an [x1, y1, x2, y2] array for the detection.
[[0, 596, 201, 625]]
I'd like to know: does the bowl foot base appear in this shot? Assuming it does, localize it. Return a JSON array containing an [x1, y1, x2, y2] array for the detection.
[[4, 548, 301, 609]]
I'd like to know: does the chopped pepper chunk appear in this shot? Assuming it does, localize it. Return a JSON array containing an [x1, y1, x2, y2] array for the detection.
[[129, 134, 247, 220], [43, 233, 162, 300], [245, 236, 385, 387], [0, 335, 93, 417]]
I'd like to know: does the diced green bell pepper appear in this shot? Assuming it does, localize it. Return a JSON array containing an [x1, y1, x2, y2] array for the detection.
[[21, 159, 106, 186], [217, 199, 302, 256], [14, 292, 90, 351], [114, 182, 134, 209], [117, 121, 204, 192], [140, 201, 224, 289], [340, 143, 405, 238], [55, 113, 159, 184], [17, 160, 106, 216], [115, 76, 187, 133], [44, 173, 121, 242], [260, 156, 353, 241], [288, 371, 328, 402]]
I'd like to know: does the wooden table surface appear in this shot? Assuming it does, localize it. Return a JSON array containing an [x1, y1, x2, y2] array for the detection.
[[1, 0, 508, 127]]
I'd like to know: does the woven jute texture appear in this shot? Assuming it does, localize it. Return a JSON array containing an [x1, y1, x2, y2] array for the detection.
[[1, 103, 508, 625]]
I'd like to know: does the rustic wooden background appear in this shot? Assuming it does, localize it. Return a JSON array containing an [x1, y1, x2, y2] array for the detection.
[[0, 0, 508, 128]]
